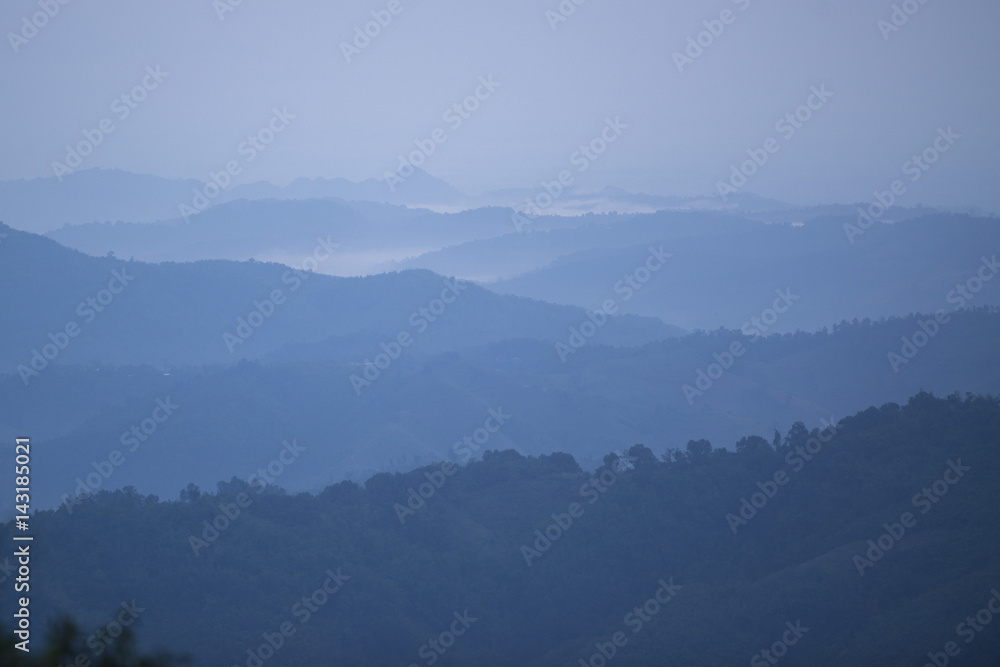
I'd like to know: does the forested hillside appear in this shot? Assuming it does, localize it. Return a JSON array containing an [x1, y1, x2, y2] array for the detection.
[[4, 393, 999, 665], [5, 308, 998, 511]]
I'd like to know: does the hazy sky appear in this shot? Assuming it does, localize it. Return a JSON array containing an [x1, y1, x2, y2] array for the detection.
[[2, 0, 998, 210]]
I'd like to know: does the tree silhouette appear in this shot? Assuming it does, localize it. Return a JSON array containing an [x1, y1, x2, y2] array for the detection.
[[1, 617, 187, 667]]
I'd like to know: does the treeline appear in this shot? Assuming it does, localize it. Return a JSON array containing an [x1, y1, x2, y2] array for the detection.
[[3, 392, 1000, 665]]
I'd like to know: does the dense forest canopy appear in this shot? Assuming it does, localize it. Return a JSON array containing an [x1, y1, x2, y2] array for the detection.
[[4, 392, 999, 665]]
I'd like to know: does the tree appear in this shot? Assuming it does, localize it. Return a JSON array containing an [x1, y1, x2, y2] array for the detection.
[[783, 422, 809, 451], [179, 483, 201, 503], [735, 435, 771, 455], [685, 439, 713, 463], [1, 617, 187, 667], [625, 444, 658, 469]]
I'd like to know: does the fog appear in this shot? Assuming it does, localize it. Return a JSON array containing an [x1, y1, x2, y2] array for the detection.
[[1, 0, 998, 209]]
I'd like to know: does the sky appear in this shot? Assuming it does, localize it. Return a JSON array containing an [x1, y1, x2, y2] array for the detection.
[[1, 0, 998, 210]]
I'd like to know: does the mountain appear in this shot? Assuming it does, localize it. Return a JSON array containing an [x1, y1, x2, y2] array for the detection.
[[224, 168, 469, 208], [470, 213, 1000, 332], [6, 308, 999, 512], [0, 168, 469, 234], [0, 223, 678, 374], [45, 198, 515, 275], [44, 203, 1000, 335], [4, 393, 999, 665], [6, 167, 969, 237], [0, 169, 202, 233], [473, 185, 794, 215], [383, 210, 764, 281]]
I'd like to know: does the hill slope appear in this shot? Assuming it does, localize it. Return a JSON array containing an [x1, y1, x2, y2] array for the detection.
[[0, 223, 677, 373], [5, 309, 999, 510], [3, 393, 999, 666]]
